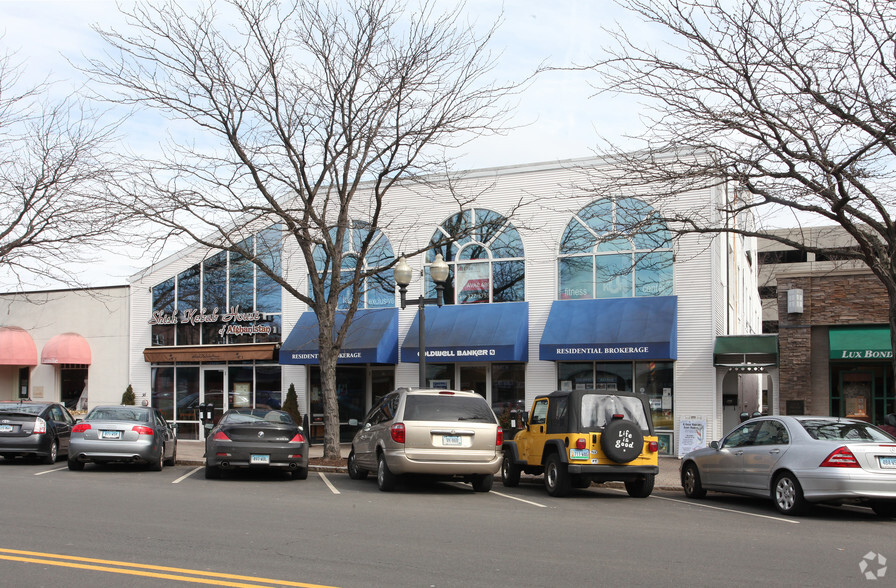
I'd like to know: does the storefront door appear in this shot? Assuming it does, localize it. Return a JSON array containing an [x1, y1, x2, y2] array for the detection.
[[201, 367, 226, 432]]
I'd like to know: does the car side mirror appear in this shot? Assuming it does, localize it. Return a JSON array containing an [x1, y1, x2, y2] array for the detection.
[[520, 412, 528, 428], [710, 440, 720, 450]]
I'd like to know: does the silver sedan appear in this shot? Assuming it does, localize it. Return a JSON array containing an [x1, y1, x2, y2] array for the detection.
[[68, 405, 176, 471], [680, 416, 896, 516]]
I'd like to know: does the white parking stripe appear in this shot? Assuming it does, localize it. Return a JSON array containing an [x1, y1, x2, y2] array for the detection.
[[318, 472, 340, 494], [491, 490, 547, 508], [172, 466, 202, 484], [34, 467, 68, 476], [653, 495, 800, 523]]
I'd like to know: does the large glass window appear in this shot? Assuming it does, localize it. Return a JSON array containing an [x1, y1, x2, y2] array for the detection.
[[559, 198, 673, 299], [426, 208, 525, 304], [149, 226, 282, 346], [310, 220, 395, 310]]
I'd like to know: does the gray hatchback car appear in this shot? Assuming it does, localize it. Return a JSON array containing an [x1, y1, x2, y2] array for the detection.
[[347, 388, 503, 492], [68, 405, 177, 471]]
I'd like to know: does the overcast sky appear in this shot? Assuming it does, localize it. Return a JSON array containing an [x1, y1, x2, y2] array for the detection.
[[1, 0, 651, 287]]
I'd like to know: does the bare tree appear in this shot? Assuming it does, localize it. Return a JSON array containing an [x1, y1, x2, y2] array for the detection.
[[85, 0, 522, 459], [581, 0, 896, 381], [0, 49, 122, 291]]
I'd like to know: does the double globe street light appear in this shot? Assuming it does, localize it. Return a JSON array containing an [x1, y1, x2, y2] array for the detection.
[[394, 253, 450, 388]]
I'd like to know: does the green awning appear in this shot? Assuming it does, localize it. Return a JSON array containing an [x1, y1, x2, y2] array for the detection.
[[829, 326, 892, 360], [713, 335, 778, 367]]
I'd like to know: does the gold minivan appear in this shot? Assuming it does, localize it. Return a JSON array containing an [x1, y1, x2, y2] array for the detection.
[[347, 388, 503, 492]]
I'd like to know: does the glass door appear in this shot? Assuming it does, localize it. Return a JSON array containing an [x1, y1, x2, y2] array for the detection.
[[201, 367, 226, 434]]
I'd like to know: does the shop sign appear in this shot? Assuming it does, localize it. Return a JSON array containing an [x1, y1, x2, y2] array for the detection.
[[148, 306, 273, 337], [837, 350, 893, 359]]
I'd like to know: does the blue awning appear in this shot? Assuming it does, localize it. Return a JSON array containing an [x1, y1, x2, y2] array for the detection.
[[539, 297, 677, 361], [279, 308, 398, 365], [401, 302, 528, 363]]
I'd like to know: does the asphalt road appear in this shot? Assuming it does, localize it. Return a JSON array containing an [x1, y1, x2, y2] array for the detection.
[[1, 458, 893, 588]]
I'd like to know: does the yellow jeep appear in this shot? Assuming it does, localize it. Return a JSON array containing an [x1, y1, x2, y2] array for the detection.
[[502, 390, 659, 497]]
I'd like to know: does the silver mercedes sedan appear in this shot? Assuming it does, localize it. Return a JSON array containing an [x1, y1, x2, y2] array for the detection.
[[68, 405, 176, 471], [680, 416, 896, 517]]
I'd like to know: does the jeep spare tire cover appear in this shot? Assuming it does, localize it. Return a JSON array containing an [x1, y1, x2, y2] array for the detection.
[[601, 419, 644, 463]]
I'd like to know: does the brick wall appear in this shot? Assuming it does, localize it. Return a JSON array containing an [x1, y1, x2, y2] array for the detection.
[[776, 270, 888, 414]]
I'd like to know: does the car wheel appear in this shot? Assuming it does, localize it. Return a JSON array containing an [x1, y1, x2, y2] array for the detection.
[[43, 439, 58, 465], [501, 452, 521, 487], [377, 454, 397, 492], [149, 447, 164, 471], [600, 419, 644, 463], [67, 457, 84, 471], [471, 474, 494, 492], [681, 462, 706, 499], [164, 443, 177, 467], [292, 467, 309, 480], [625, 474, 655, 498], [544, 453, 571, 497], [347, 451, 369, 480], [773, 472, 808, 515], [871, 501, 896, 518], [204, 463, 220, 479]]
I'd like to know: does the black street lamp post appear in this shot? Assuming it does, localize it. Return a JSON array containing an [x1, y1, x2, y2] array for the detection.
[[394, 253, 450, 388]]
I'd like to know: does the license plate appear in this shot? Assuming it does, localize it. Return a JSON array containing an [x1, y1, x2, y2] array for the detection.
[[880, 456, 896, 469], [0, 424, 12, 433], [442, 435, 461, 446], [101, 430, 121, 440], [570, 448, 589, 460], [250, 454, 270, 464]]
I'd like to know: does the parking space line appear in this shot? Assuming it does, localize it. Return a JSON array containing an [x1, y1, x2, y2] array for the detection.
[[318, 472, 340, 494], [172, 466, 203, 484], [652, 495, 800, 523], [491, 490, 547, 508], [34, 467, 68, 476]]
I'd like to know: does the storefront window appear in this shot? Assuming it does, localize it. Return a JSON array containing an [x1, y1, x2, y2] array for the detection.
[[426, 363, 454, 389], [426, 208, 525, 304], [150, 226, 282, 346], [831, 365, 891, 425], [492, 363, 525, 433], [310, 220, 395, 310], [309, 366, 366, 441], [151, 366, 174, 420], [559, 362, 593, 390], [558, 197, 673, 300], [460, 365, 488, 396], [635, 361, 674, 430]]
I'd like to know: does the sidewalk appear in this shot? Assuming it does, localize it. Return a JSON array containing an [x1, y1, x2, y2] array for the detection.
[[174, 439, 683, 490]]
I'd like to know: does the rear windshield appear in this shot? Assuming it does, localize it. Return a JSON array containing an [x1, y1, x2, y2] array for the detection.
[[86, 407, 151, 422], [580, 394, 650, 431], [0, 403, 45, 415], [404, 395, 497, 423], [223, 410, 294, 425], [799, 419, 895, 442]]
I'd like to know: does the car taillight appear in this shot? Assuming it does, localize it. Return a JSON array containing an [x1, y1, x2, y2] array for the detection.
[[575, 438, 587, 450], [438, 391, 455, 395], [289, 433, 306, 444], [212, 431, 231, 441], [72, 423, 91, 433], [132, 426, 154, 435], [496, 427, 503, 446], [390, 423, 406, 443], [648, 441, 659, 452], [33, 417, 47, 434], [820, 446, 860, 468]]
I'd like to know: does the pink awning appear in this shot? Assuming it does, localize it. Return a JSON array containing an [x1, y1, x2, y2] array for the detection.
[[41, 332, 92, 365], [0, 326, 38, 366]]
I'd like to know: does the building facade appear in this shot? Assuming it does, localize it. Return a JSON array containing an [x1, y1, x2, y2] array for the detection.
[[126, 157, 761, 453], [0, 286, 130, 411]]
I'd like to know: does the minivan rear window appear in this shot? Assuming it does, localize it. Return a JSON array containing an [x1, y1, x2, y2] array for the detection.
[[404, 395, 497, 423]]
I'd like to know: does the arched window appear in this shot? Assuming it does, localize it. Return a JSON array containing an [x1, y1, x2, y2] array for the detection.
[[311, 220, 395, 310], [426, 208, 525, 304], [558, 197, 673, 299]]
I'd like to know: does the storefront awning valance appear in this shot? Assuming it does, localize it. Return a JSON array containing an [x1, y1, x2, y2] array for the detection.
[[42, 332, 91, 365], [144, 343, 277, 363], [401, 301, 528, 363], [539, 297, 677, 361], [0, 326, 38, 366], [829, 326, 892, 360], [279, 308, 398, 365], [713, 334, 778, 367]]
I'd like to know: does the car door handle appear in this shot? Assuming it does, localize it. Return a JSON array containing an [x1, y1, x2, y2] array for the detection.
[[735, 450, 744, 455], [768, 449, 780, 454]]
